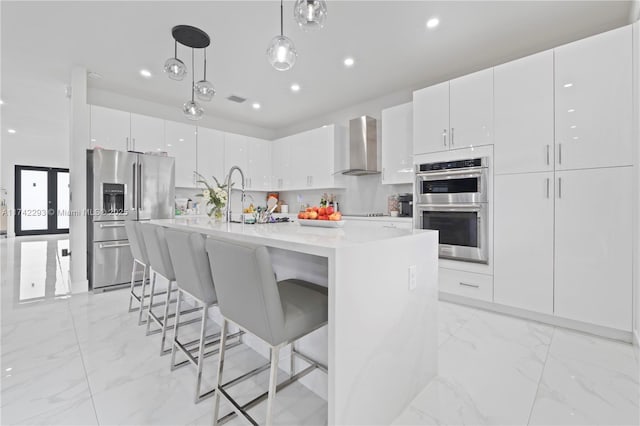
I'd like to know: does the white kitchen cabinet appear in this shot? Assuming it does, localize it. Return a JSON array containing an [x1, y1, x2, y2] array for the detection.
[[224, 133, 248, 174], [494, 172, 554, 314], [272, 137, 292, 190], [288, 132, 308, 189], [90, 105, 130, 151], [554, 167, 632, 331], [130, 113, 165, 154], [246, 136, 272, 190], [554, 26, 632, 170], [305, 126, 334, 188], [449, 68, 493, 149], [413, 81, 449, 155], [165, 120, 197, 188], [196, 127, 225, 186], [382, 102, 413, 184], [439, 268, 494, 302], [494, 51, 554, 175]]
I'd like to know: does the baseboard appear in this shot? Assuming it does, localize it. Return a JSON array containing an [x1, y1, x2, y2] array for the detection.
[[70, 279, 89, 293], [439, 292, 633, 343]]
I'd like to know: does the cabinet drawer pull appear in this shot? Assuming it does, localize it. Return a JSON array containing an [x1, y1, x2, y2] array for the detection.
[[459, 281, 479, 288], [558, 177, 562, 199], [558, 143, 562, 165], [451, 128, 455, 146], [546, 145, 550, 165], [442, 129, 447, 147], [546, 178, 550, 199]]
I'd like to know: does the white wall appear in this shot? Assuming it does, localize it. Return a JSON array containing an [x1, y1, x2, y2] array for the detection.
[[88, 88, 276, 141]]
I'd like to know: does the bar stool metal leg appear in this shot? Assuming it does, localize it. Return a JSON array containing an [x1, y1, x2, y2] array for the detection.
[[266, 345, 282, 426], [170, 290, 183, 371], [213, 319, 228, 426], [159, 280, 173, 355], [194, 305, 208, 404], [137, 264, 148, 326], [145, 270, 158, 335]]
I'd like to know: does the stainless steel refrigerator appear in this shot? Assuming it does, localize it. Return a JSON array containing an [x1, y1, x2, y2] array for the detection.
[[87, 149, 175, 291]]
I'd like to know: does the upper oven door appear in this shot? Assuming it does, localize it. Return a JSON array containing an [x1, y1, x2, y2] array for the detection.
[[416, 168, 487, 204], [417, 203, 489, 264]]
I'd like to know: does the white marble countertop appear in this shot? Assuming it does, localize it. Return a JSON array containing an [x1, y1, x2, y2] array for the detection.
[[341, 215, 413, 222], [153, 216, 431, 257]]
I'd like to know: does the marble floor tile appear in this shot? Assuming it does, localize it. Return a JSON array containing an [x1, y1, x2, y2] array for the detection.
[[6, 397, 98, 426], [528, 329, 640, 426]]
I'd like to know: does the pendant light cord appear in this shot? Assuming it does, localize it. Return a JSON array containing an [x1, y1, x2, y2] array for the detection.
[[280, 0, 284, 36], [203, 49, 207, 81], [174, 40, 178, 59], [191, 48, 195, 102]]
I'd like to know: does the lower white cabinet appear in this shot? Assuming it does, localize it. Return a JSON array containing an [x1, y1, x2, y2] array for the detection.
[[439, 268, 493, 302], [554, 167, 632, 331], [494, 172, 554, 314]]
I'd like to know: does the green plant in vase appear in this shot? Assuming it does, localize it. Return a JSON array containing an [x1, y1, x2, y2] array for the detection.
[[195, 172, 229, 222]]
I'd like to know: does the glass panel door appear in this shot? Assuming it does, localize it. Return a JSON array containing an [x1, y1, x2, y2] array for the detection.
[[15, 166, 70, 236]]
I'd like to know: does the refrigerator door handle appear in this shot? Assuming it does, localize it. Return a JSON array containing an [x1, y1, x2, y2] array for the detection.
[[131, 163, 136, 210], [138, 163, 143, 210]]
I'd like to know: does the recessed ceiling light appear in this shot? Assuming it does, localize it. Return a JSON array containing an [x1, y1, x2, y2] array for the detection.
[[0, 99, 4, 105], [139, 69, 152, 78], [91, 138, 96, 142], [426, 17, 440, 29], [343, 57, 355, 67], [567, 109, 575, 113], [178, 138, 184, 142], [570, 125, 577, 129], [7, 129, 16, 134], [167, 144, 173, 147], [252, 102, 261, 110], [291, 83, 301, 92], [563, 83, 573, 88]]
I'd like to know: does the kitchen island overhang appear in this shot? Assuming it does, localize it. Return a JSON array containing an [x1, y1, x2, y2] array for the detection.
[[152, 217, 438, 425]]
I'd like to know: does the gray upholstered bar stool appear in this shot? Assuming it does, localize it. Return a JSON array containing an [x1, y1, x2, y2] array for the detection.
[[164, 228, 242, 403], [206, 238, 328, 426], [140, 223, 200, 355], [124, 221, 151, 325]]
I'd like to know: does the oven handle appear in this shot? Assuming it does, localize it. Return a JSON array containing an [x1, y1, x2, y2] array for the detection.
[[416, 204, 483, 212], [416, 167, 486, 179]]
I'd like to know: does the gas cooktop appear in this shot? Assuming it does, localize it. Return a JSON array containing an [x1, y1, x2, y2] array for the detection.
[[342, 212, 386, 217]]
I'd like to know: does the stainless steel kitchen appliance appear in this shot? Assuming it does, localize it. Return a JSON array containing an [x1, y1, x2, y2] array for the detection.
[[87, 149, 175, 291], [398, 193, 413, 217], [415, 157, 489, 263]]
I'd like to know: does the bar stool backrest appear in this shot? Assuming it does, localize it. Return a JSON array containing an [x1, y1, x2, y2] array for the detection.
[[140, 223, 176, 281], [205, 238, 286, 347], [164, 229, 217, 305], [125, 221, 149, 265]]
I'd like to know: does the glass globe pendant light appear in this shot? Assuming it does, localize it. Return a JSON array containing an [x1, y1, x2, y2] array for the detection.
[[267, 0, 297, 71], [164, 40, 187, 80], [293, 0, 327, 31], [195, 49, 215, 101], [183, 49, 204, 121]]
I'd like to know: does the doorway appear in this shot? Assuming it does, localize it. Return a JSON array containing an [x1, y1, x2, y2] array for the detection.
[[15, 166, 70, 236]]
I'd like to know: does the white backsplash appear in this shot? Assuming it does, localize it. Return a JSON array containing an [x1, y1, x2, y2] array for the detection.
[[176, 176, 412, 216]]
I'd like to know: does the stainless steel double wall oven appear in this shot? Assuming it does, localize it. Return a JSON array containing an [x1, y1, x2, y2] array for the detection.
[[416, 157, 489, 263]]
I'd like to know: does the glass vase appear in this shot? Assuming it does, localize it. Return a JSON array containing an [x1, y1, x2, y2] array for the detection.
[[208, 205, 225, 223]]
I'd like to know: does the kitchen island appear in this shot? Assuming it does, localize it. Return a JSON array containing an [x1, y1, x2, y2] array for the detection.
[[152, 216, 438, 425]]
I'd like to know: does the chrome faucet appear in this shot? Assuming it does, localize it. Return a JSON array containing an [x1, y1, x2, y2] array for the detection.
[[225, 166, 246, 223]]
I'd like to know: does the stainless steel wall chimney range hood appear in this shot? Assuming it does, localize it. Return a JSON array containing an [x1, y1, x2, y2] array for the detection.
[[341, 116, 380, 176]]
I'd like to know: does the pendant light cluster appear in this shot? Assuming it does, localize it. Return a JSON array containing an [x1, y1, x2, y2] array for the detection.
[[266, 0, 327, 72], [163, 25, 214, 121]]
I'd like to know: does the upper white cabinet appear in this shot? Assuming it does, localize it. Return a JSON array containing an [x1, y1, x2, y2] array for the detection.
[[272, 136, 292, 190], [246, 136, 272, 190], [554, 26, 632, 170], [90, 105, 130, 151], [413, 82, 449, 155], [224, 133, 249, 175], [494, 172, 554, 314], [196, 127, 225, 185], [554, 167, 632, 331], [413, 69, 493, 155], [449, 68, 493, 149], [165, 121, 197, 188], [494, 51, 554, 175], [130, 113, 165, 154], [382, 102, 413, 184]]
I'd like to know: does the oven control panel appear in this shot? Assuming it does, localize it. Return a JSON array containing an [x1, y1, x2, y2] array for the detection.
[[418, 158, 483, 172]]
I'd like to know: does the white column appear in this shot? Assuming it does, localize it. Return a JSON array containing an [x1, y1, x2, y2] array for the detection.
[[69, 67, 89, 293]]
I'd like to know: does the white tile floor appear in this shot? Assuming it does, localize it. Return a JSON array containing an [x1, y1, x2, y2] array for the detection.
[[1, 235, 639, 425]]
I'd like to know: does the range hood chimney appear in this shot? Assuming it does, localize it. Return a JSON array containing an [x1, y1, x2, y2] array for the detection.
[[342, 115, 380, 176]]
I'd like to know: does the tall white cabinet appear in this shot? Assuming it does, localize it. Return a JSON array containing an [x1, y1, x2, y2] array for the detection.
[[130, 113, 165, 154], [554, 26, 632, 170], [413, 82, 449, 155], [196, 127, 225, 185], [554, 167, 632, 330], [165, 121, 197, 188], [89, 105, 131, 151], [382, 102, 413, 184]]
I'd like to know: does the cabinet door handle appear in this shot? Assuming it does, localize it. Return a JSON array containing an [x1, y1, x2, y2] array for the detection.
[[132, 138, 136, 151], [558, 177, 562, 199], [451, 128, 455, 147], [546, 145, 550, 165], [382, 168, 385, 180], [459, 282, 479, 288], [546, 178, 550, 199], [558, 143, 562, 165], [126, 137, 130, 151], [309, 176, 313, 187], [442, 129, 447, 147]]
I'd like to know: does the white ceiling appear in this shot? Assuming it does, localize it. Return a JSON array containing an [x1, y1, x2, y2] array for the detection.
[[0, 0, 633, 139]]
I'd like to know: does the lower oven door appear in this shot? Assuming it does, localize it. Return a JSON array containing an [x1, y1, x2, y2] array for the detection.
[[418, 204, 488, 263]]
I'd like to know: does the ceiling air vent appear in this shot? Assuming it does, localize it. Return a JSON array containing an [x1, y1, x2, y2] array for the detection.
[[227, 95, 247, 103]]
